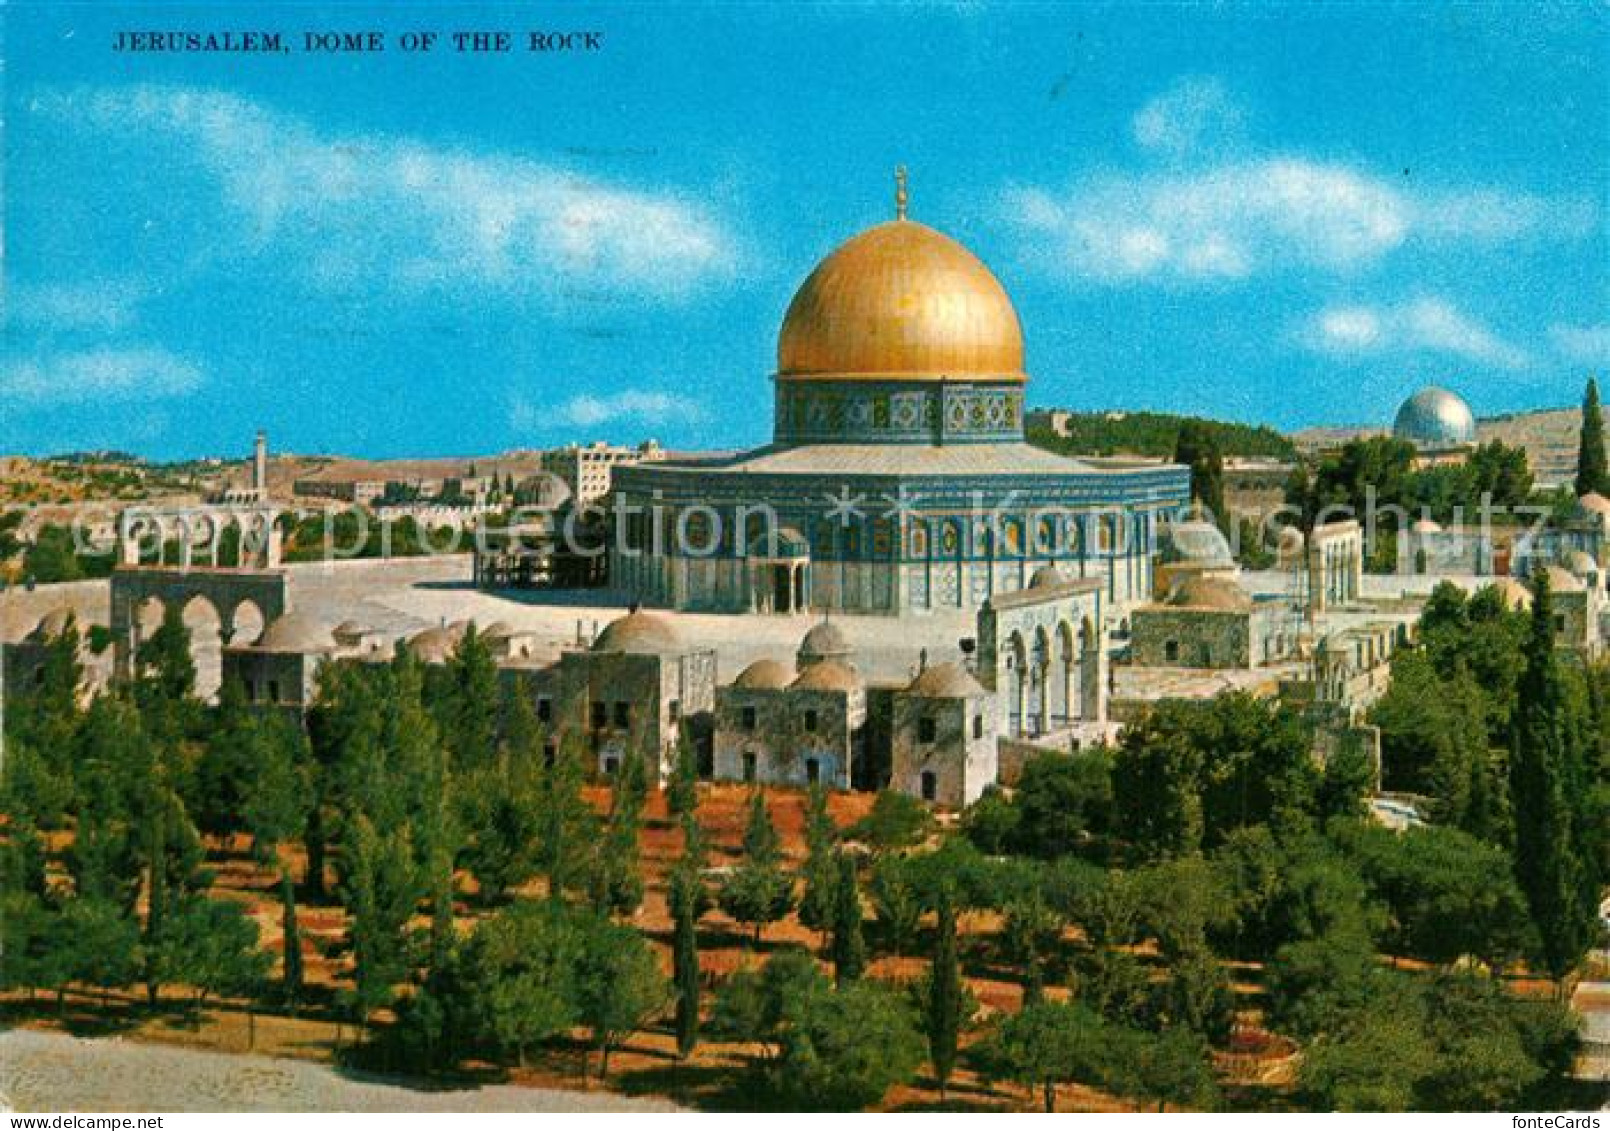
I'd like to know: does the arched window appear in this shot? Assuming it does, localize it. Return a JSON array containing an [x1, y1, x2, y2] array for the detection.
[[1003, 518, 1023, 556], [1036, 515, 1059, 557], [909, 523, 929, 558]]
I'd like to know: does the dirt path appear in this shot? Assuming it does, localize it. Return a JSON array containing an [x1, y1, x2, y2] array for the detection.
[[0, 1029, 684, 1113]]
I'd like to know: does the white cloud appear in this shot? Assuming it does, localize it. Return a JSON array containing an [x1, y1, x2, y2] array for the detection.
[[35, 85, 739, 302], [1550, 323, 1610, 366], [1005, 159, 1410, 281], [1132, 77, 1242, 157], [557, 390, 706, 428], [6, 280, 148, 332], [2, 347, 203, 404], [509, 388, 706, 433], [1009, 82, 1584, 286], [1299, 297, 1530, 369]]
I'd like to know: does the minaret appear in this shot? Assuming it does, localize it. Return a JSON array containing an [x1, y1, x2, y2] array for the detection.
[[253, 430, 267, 495]]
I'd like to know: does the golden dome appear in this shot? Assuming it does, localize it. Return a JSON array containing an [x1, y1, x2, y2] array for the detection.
[[777, 219, 1026, 384]]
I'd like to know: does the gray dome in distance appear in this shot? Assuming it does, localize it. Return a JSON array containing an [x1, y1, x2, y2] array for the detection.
[[1393, 386, 1476, 447]]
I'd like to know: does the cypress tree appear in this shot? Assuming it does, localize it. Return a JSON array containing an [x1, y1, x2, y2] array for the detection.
[[1576, 377, 1609, 497], [925, 891, 963, 1099], [1174, 422, 1227, 532], [671, 867, 701, 1057], [143, 799, 169, 1006], [798, 783, 838, 941], [667, 736, 699, 819], [1509, 568, 1596, 979], [830, 851, 866, 986], [280, 867, 303, 1015]]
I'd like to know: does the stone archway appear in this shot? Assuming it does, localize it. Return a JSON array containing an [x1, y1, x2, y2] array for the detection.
[[111, 567, 289, 680], [1079, 617, 1104, 722], [230, 599, 266, 646], [1007, 630, 1028, 737], [181, 594, 225, 700], [1055, 620, 1077, 728]]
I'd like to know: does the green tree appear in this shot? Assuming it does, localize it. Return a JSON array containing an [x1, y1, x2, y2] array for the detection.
[[1336, 821, 1534, 967], [61, 897, 143, 1010], [666, 735, 700, 819], [536, 733, 598, 902], [710, 949, 920, 1110], [573, 915, 668, 1080], [589, 751, 646, 917], [998, 750, 1113, 858], [1509, 569, 1597, 978], [461, 898, 583, 1067], [437, 625, 500, 773], [459, 694, 545, 903], [797, 783, 838, 937], [1112, 1026, 1219, 1112], [280, 867, 304, 1014], [150, 896, 271, 1023], [867, 853, 922, 955], [829, 851, 866, 985], [919, 891, 971, 1099], [671, 860, 703, 1058], [1001, 892, 1063, 1005], [718, 791, 796, 944], [338, 813, 422, 1035], [973, 1000, 1111, 1113], [1577, 376, 1609, 497], [1174, 420, 1227, 531], [846, 789, 933, 853], [133, 602, 197, 717]]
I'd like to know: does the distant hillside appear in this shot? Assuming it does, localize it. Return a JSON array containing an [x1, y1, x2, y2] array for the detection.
[[1288, 406, 1588, 487], [1028, 409, 1296, 460], [1477, 406, 1583, 487]]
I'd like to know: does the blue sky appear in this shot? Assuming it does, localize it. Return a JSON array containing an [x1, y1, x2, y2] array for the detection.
[[5, 1, 1606, 459]]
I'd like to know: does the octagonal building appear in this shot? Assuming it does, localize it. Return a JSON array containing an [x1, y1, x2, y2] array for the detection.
[[610, 177, 1192, 617]]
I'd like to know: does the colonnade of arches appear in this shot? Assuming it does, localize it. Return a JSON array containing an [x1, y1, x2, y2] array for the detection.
[[1004, 617, 1102, 737]]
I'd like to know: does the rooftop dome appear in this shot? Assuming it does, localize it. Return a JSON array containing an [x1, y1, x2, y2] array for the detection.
[[479, 620, 514, 640], [776, 200, 1025, 385], [1393, 386, 1476, 447], [1159, 518, 1235, 569], [790, 659, 863, 693], [333, 619, 369, 637], [257, 612, 335, 653], [409, 625, 457, 663], [906, 661, 985, 699], [1029, 564, 1069, 589], [1567, 550, 1598, 577], [733, 658, 794, 690], [1167, 575, 1254, 612], [798, 621, 853, 666], [592, 610, 682, 654]]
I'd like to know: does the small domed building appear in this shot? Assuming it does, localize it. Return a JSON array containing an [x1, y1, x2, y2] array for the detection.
[[713, 622, 866, 789], [890, 660, 997, 806], [496, 608, 719, 783], [1130, 574, 1298, 669], [610, 176, 1191, 616]]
